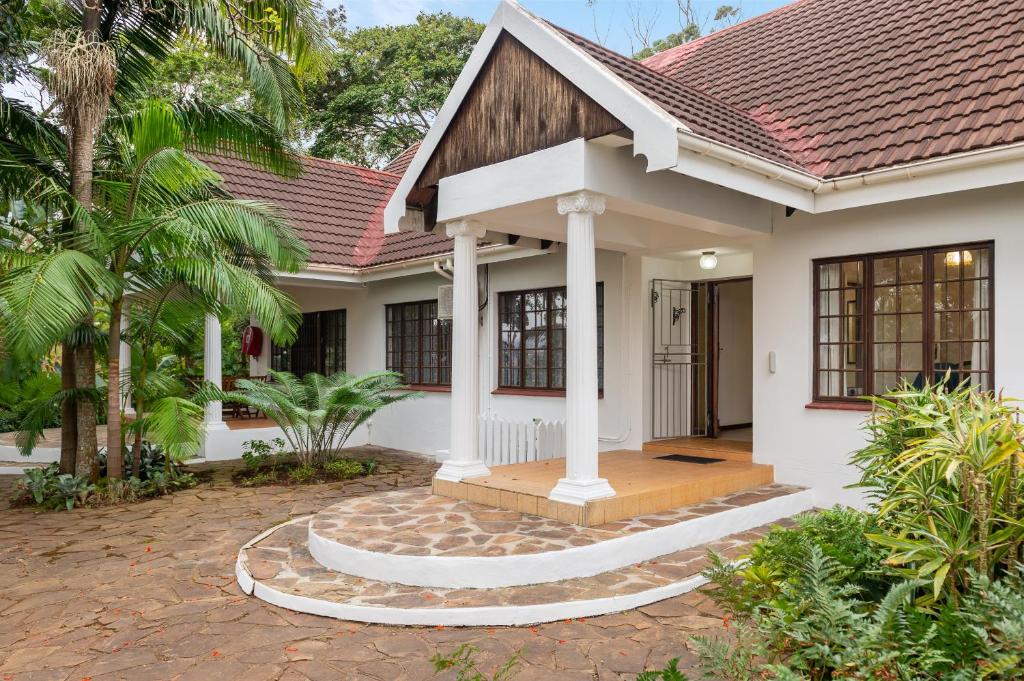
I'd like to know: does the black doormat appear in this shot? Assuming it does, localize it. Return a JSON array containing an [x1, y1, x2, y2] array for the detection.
[[655, 454, 725, 464]]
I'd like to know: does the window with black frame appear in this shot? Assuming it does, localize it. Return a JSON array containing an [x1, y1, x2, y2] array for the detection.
[[813, 243, 992, 402], [497, 284, 604, 392], [385, 300, 452, 387], [271, 308, 346, 377]]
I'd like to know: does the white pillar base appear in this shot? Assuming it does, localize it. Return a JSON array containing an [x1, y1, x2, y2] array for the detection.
[[205, 418, 230, 433], [435, 459, 491, 482], [548, 477, 616, 506]]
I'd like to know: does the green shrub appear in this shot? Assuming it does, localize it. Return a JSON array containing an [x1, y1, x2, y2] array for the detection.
[[11, 464, 95, 511], [288, 464, 318, 484], [363, 458, 378, 475], [241, 437, 287, 470], [324, 458, 364, 480], [431, 644, 520, 681], [239, 471, 278, 487], [853, 381, 1024, 603]]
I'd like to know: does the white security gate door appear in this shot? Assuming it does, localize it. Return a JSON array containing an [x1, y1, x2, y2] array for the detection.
[[651, 279, 710, 439]]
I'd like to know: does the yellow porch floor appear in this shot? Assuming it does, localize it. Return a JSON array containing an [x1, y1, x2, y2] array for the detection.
[[434, 445, 773, 527]]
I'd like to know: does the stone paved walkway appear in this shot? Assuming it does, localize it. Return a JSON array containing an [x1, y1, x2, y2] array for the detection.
[[0, 446, 740, 681]]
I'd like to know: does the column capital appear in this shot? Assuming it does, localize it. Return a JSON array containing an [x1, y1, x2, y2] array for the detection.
[[445, 219, 487, 239], [557, 191, 606, 216]]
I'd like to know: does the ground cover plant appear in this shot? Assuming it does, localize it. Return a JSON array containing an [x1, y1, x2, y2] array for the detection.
[[641, 381, 1024, 680], [232, 436, 379, 487], [10, 442, 199, 510]]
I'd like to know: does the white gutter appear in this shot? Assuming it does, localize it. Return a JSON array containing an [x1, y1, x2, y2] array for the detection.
[[277, 244, 529, 286], [816, 140, 1024, 192], [676, 130, 822, 191]]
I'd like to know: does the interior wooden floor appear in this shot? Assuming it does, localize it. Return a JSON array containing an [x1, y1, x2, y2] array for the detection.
[[434, 445, 772, 527], [642, 436, 753, 463]]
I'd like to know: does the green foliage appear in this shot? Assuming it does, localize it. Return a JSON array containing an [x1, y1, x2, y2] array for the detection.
[[239, 470, 278, 487], [853, 381, 1024, 603], [241, 437, 288, 470], [631, 3, 740, 60], [323, 458, 364, 480], [0, 356, 61, 434], [306, 12, 484, 167], [430, 644, 521, 681], [287, 463, 317, 483], [636, 658, 691, 681], [217, 369, 419, 467], [12, 463, 94, 510]]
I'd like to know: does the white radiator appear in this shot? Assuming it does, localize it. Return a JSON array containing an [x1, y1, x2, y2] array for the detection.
[[478, 414, 565, 466]]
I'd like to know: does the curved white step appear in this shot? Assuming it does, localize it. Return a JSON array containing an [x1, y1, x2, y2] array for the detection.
[[237, 516, 766, 627], [307, 485, 815, 588]]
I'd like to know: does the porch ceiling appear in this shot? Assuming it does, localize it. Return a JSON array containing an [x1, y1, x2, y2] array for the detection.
[[432, 138, 774, 254]]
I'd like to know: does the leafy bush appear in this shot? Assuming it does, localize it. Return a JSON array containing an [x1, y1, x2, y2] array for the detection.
[[641, 383, 1024, 680], [11, 464, 94, 511], [288, 464, 318, 483], [0, 359, 61, 434], [241, 437, 287, 470], [217, 370, 417, 466], [853, 381, 1024, 602], [323, 458, 364, 480]]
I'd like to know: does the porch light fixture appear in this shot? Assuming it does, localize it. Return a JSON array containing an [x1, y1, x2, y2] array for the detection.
[[698, 251, 718, 271], [944, 249, 973, 268]]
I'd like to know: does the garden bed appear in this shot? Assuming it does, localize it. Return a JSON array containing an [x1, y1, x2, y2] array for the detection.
[[231, 437, 378, 487]]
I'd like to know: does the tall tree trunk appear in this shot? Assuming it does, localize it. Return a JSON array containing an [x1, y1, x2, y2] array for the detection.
[[131, 349, 148, 479], [106, 297, 124, 479], [59, 342, 77, 475], [63, 5, 107, 480]]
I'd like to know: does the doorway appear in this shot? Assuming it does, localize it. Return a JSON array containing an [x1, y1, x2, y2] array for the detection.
[[650, 277, 752, 441]]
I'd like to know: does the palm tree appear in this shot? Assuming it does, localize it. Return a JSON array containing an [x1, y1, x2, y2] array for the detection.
[[2, 99, 310, 479], [11, 0, 326, 475], [220, 370, 420, 467]]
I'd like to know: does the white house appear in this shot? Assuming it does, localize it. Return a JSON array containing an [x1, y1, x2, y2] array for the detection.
[[205, 0, 1015, 503], [220, 0, 1024, 625]]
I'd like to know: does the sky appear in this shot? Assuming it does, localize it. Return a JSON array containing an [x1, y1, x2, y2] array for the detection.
[[341, 0, 791, 56]]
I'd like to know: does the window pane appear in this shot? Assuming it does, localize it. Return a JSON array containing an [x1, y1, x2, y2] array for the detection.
[[900, 314, 922, 342], [874, 343, 898, 370], [874, 371, 900, 393], [874, 257, 897, 285], [899, 255, 923, 283], [899, 284, 923, 312], [964, 278, 989, 309], [900, 344, 922, 371], [963, 247, 990, 279], [875, 315, 898, 342], [874, 286, 898, 313]]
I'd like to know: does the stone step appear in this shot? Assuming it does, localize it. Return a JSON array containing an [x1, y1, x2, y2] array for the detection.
[[306, 484, 815, 588], [237, 516, 782, 627]]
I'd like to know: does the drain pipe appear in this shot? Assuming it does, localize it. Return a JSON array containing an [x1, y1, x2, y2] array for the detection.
[[433, 259, 454, 280], [599, 253, 632, 445]]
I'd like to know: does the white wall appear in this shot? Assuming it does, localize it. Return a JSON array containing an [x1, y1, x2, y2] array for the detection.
[[716, 279, 753, 428], [753, 183, 1024, 506], [269, 248, 638, 458]]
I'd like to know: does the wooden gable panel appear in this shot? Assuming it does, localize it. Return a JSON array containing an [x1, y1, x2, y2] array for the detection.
[[417, 32, 625, 188]]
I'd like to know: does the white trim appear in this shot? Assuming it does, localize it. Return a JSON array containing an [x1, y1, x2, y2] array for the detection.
[[307, 488, 815, 588]]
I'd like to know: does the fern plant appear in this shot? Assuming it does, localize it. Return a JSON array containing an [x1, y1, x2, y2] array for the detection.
[[215, 370, 418, 466]]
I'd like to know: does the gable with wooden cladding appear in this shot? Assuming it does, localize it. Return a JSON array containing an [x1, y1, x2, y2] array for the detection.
[[414, 31, 626, 193]]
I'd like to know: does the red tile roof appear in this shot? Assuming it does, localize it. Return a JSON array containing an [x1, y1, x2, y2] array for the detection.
[[553, 25, 803, 171], [383, 143, 420, 176], [639, 0, 1024, 178], [201, 154, 452, 268]]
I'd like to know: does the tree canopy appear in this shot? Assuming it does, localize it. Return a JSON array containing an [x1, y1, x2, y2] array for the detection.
[[304, 12, 484, 168]]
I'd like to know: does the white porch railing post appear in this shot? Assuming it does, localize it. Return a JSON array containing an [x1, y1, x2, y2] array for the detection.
[[120, 307, 135, 417], [204, 313, 228, 432], [435, 220, 491, 482], [549, 192, 616, 505]]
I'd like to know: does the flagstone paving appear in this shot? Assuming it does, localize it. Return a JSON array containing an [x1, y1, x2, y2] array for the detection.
[[0, 445, 770, 681], [311, 483, 803, 558]]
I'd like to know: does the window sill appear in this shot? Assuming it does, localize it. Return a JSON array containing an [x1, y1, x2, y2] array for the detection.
[[492, 388, 604, 399], [805, 401, 872, 412], [400, 384, 451, 393]]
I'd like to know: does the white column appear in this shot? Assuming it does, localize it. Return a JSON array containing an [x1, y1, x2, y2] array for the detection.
[[435, 220, 491, 482], [204, 313, 228, 432], [248, 314, 271, 377], [549, 192, 616, 505], [120, 308, 135, 417]]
